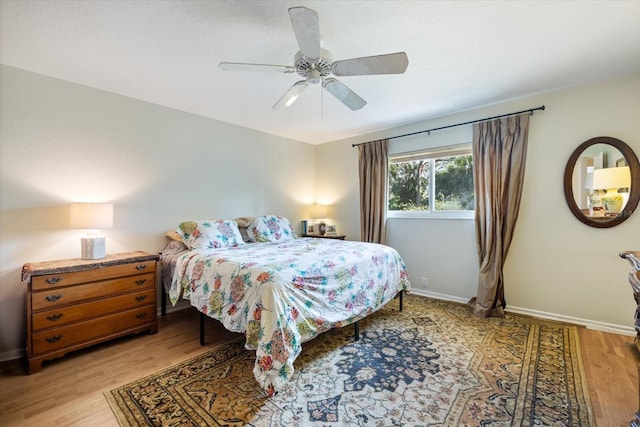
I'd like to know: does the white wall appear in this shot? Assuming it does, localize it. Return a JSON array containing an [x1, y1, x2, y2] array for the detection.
[[2, 65, 638, 362], [316, 72, 640, 334], [0, 65, 316, 360]]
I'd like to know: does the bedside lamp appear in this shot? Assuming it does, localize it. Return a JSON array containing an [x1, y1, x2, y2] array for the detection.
[[70, 203, 114, 259], [592, 166, 631, 214], [310, 204, 328, 235]]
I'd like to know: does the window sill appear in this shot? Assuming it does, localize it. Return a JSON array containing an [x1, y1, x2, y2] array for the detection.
[[387, 211, 474, 220]]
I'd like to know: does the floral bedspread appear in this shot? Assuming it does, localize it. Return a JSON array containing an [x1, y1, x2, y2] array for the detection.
[[169, 237, 410, 396]]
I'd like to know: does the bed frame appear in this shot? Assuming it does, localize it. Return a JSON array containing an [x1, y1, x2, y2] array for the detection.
[[196, 289, 404, 345]]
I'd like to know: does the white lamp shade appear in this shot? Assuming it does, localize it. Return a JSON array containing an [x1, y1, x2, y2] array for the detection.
[[592, 166, 631, 190], [70, 203, 114, 229], [310, 204, 328, 219]]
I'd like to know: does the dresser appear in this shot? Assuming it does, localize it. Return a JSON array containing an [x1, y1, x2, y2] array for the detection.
[[22, 251, 159, 374]]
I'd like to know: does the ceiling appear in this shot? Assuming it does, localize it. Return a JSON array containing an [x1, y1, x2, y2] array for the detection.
[[1, 1, 640, 145]]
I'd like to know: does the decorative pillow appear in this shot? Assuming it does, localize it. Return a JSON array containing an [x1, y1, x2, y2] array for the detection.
[[177, 220, 245, 250], [247, 215, 297, 243]]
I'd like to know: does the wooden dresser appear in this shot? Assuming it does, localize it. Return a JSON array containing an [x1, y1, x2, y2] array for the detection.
[[22, 251, 159, 374]]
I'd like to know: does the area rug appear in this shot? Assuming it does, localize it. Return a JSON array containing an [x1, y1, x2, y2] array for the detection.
[[105, 295, 594, 426]]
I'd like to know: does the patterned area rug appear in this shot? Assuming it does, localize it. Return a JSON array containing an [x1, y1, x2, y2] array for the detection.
[[105, 295, 593, 426]]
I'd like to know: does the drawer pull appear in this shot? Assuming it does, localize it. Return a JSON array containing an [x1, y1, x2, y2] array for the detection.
[[135, 313, 148, 319], [46, 276, 63, 284], [135, 295, 147, 302], [135, 265, 147, 271], [135, 279, 147, 285], [46, 313, 64, 322], [46, 335, 63, 343], [45, 294, 63, 302]]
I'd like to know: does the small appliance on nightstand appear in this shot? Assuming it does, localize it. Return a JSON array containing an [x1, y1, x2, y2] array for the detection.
[[22, 251, 159, 374]]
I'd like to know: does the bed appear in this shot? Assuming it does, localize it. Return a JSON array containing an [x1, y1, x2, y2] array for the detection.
[[161, 215, 411, 396]]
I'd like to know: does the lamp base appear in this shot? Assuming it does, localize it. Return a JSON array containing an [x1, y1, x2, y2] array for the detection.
[[602, 190, 624, 214], [80, 236, 106, 260]]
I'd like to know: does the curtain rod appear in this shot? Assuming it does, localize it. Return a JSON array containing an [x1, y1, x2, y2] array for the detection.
[[351, 105, 545, 148]]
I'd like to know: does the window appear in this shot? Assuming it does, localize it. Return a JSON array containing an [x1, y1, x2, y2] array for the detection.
[[388, 144, 475, 218]]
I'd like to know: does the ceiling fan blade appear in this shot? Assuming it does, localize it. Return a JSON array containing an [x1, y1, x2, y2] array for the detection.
[[219, 62, 296, 73], [273, 80, 309, 110], [288, 6, 321, 60], [322, 78, 367, 111], [331, 52, 409, 76]]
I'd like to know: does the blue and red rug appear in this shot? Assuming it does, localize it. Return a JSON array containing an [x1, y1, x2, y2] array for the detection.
[[106, 295, 593, 426]]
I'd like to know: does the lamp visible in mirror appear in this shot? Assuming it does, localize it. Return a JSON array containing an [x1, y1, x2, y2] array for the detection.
[[563, 136, 640, 228], [70, 203, 114, 259], [592, 166, 631, 214]]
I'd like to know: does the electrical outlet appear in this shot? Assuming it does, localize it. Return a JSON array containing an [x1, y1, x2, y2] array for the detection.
[[421, 277, 428, 287]]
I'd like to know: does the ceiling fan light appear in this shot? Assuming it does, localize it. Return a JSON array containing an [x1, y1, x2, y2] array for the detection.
[[273, 80, 308, 110], [285, 96, 299, 107], [323, 78, 367, 110]]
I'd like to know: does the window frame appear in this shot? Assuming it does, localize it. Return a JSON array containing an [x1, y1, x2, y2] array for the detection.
[[387, 143, 475, 220]]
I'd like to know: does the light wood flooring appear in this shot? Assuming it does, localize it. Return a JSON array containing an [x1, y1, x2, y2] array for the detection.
[[0, 308, 637, 426]]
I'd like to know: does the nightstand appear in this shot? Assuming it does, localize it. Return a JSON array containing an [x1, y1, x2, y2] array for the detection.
[[301, 234, 346, 240], [22, 251, 159, 374]]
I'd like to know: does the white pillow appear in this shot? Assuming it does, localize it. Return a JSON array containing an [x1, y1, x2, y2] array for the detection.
[[177, 220, 245, 250], [247, 215, 297, 243]]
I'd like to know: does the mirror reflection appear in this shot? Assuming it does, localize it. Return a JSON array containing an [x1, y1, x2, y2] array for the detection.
[[571, 143, 631, 219], [564, 136, 640, 228]]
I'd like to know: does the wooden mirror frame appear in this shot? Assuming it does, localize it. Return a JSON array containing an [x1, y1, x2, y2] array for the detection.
[[564, 136, 640, 228]]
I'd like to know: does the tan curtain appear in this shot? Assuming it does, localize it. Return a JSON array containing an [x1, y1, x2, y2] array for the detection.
[[471, 114, 530, 318], [358, 139, 389, 243]]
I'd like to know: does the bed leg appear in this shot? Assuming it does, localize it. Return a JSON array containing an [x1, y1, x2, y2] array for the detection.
[[200, 312, 205, 346], [399, 290, 404, 312], [161, 287, 167, 316], [354, 321, 360, 341]]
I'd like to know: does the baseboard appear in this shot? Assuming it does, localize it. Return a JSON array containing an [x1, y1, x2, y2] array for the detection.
[[506, 305, 636, 336], [409, 288, 469, 304], [407, 288, 636, 337]]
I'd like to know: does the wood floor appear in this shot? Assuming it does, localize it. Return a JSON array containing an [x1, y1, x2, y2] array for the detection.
[[0, 308, 637, 427]]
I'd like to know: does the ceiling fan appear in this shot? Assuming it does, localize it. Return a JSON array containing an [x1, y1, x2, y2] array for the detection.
[[219, 6, 409, 111]]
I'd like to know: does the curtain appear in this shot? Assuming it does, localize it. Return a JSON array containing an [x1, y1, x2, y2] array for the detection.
[[358, 139, 389, 243], [471, 114, 530, 318]]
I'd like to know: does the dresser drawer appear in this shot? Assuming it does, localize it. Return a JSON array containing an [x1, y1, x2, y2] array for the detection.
[[31, 272, 154, 311], [31, 260, 156, 291], [31, 305, 156, 355], [32, 288, 156, 331]]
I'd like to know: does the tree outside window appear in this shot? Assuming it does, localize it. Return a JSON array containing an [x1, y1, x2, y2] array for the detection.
[[388, 152, 474, 213]]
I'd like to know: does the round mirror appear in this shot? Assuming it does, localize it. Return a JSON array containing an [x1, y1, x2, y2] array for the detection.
[[564, 136, 640, 228]]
